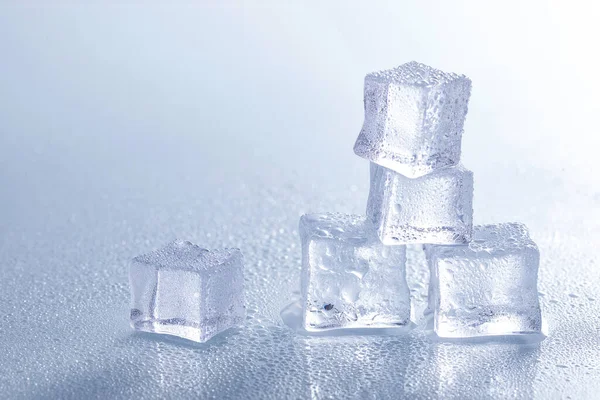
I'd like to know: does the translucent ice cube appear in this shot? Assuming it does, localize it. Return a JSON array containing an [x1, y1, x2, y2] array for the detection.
[[367, 162, 473, 245], [299, 213, 410, 331], [129, 240, 245, 343], [425, 223, 543, 339], [354, 61, 472, 178]]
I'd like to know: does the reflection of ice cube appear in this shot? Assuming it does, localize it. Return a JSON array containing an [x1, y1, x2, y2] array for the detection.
[[299, 213, 410, 331], [129, 240, 245, 342], [425, 223, 543, 339], [367, 163, 473, 245], [303, 334, 414, 398], [409, 342, 540, 398], [354, 61, 472, 178]]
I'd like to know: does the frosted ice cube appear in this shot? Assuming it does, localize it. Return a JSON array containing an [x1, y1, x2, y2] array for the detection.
[[299, 213, 410, 331], [425, 223, 543, 339], [354, 61, 472, 178], [129, 240, 245, 343], [367, 163, 473, 245]]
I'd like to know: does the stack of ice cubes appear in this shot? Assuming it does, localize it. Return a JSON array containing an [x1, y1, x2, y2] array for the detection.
[[300, 61, 543, 339]]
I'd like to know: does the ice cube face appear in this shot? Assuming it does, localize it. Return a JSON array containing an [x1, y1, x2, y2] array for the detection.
[[425, 223, 542, 339], [129, 240, 245, 343], [354, 61, 472, 178], [299, 213, 410, 331], [367, 163, 473, 245]]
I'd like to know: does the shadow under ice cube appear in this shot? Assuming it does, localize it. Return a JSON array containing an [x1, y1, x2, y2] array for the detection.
[[354, 61, 472, 178], [367, 163, 473, 245], [129, 240, 245, 343], [299, 213, 410, 332], [425, 223, 543, 339]]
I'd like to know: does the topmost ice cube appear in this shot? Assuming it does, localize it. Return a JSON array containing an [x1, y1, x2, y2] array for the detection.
[[354, 61, 471, 178]]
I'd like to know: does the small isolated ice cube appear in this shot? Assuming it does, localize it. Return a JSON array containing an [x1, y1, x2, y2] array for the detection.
[[367, 162, 473, 245], [129, 240, 245, 343], [354, 61, 472, 178], [299, 213, 410, 331], [425, 223, 543, 339]]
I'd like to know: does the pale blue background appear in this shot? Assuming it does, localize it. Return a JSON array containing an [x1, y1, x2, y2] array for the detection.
[[1, 2, 599, 399]]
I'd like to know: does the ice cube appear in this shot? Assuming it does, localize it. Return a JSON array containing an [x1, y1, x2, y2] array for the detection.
[[299, 213, 410, 331], [129, 240, 245, 343], [425, 223, 543, 339], [367, 162, 473, 245], [354, 61, 472, 178]]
